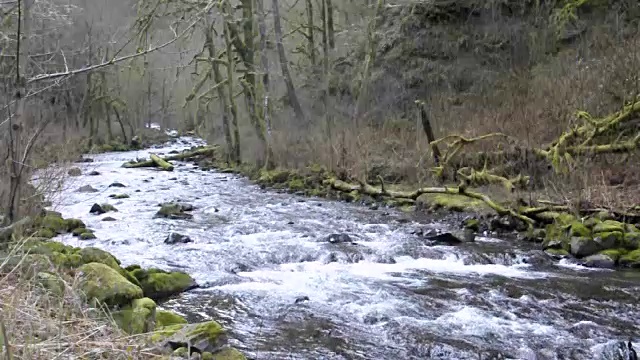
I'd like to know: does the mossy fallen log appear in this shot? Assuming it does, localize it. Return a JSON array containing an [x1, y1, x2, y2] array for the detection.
[[122, 146, 219, 169], [150, 154, 174, 171]]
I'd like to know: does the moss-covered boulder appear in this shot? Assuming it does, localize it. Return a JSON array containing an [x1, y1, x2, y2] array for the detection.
[[40, 215, 69, 234], [624, 231, 640, 249], [155, 310, 188, 328], [101, 203, 118, 212], [569, 221, 590, 237], [620, 250, 640, 268], [77, 262, 143, 307], [113, 297, 157, 334], [64, 218, 85, 232], [77, 247, 120, 269], [34, 228, 55, 239], [206, 348, 247, 360], [593, 231, 623, 249], [569, 237, 601, 258], [582, 253, 616, 269], [134, 268, 197, 300], [152, 321, 228, 354], [80, 232, 97, 240], [155, 203, 194, 220], [0, 253, 54, 277], [72, 227, 91, 236], [593, 220, 625, 234], [36, 272, 66, 296]]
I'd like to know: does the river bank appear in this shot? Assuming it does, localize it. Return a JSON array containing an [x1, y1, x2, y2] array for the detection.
[[27, 133, 639, 359]]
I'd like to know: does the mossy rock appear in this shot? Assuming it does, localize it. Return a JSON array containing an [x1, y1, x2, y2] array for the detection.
[[110, 194, 130, 199], [77, 247, 120, 269], [23, 239, 75, 256], [257, 169, 290, 185], [80, 232, 97, 240], [582, 217, 600, 229], [593, 220, 625, 234], [139, 270, 197, 301], [155, 203, 193, 220], [72, 227, 91, 236], [77, 262, 143, 307], [570, 237, 601, 258], [208, 348, 247, 360], [68, 167, 82, 176], [463, 218, 480, 232], [34, 228, 55, 239], [619, 249, 640, 268], [598, 249, 627, 262], [64, 218, 85, 232], [1, 254, 54, 277], [113, 297, 157, 334], [542, 224, 569, 250], [624, 232, 640, 249], [100, 203, 118, 212], [152, 321, 228, 354], [36, 272, 66, 296], [155, 310, 187, 328], [569, 221, 590, 237], [125, 264, 142, 272], [40, 215, 68, 234], [287, 177, 305, 191], [593, 211, 615, 221], [593, 231, 623, 249]]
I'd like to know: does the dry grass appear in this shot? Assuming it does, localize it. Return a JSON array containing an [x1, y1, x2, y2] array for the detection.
[[0, 244, 158, 360]]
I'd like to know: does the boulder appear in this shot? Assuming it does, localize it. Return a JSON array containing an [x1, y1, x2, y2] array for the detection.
[[77, 262, 143, 307], [77, 247, 120, 269], [68, 167, 82, 176], [325, 233, 354, 244], [109, 194, 130, 199], [77, 185, 99, 193], [155, 203, 194, 220], [155, 310, 188, 328], [132, 268, 197, 301], [582, 254, 616, 269], [594, 231, 623, 249], [425, 231, 475, 245], [165, 233, 193, 244], [90, 203, 106, 215], [102, 216, 117, 222], [620, 250, 640, 268], [109, 182, 127, 188], [570, 237, 601, 258], [113, 297, 157, 334], [88, 170, 101, 176], [80, 232, 97, 240], [153, 321, 228, 354], [593, 220, 625, 234]]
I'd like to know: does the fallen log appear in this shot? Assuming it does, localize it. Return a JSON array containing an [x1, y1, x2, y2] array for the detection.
[[150, 154, 174, 171], [122, 146, 218, 169]]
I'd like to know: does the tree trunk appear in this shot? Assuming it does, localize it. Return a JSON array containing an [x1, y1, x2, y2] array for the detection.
[[326, 0, 335, 49], [272, 0, 306, 123], [415, 100, 441, 166], [204, 19, 235, 164], [305, 0, 315, 66], [223, 19, 242, 163], [257, 0, 274, 168]]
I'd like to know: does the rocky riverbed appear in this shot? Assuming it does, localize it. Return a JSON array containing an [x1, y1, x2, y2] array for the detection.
[[38, 135, 640, 359]]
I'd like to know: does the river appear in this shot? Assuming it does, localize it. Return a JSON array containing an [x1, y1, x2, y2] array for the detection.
[[40, 134, 640, 359]]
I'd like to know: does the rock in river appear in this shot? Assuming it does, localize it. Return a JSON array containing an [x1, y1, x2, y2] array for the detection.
[[165, 233, 192, 244], [325, 233, 354, 244], [90, 203, 106, 215], [77, 185, 98, 193], [582, 254, 616, 269]]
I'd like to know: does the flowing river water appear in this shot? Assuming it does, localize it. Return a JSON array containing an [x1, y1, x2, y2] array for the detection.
[[40, 135, 640, 359]]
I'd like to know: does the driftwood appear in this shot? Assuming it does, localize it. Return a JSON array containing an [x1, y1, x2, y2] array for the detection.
[[122, 146, 218, 169], [150, 154, 174, 171], [0, 216, 32, 242]]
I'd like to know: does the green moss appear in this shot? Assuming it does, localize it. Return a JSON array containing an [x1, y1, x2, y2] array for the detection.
[[77, 247, 120, 269], [77, 262, 143, 307], [595, 231, 623, 248], [139, 271, 195, 300], [72, 228, 90, 236], [64, 218, 85, 232], [594, 211, 615, 221], [288, 178, 305, 191], [113, 297, 157, 334], [569, 221, 590, 237], [593, 220, 625, 234], [36, 272, 65, 296], [598, 248, 626, 261], [620, 249, 640, 267], [209, 348, 247, 360], [543, 223, 569, 250], [624, 231, 640, 249], [100, 203, 118, 212], [80, 232, 97, 240], [417, 193, 487, 213], [125, 264, 142, 271], [463, 218, 480, 232], [155, 310, 188, 328], [41, 215, 68, 234], [66, 253, 84, 268], [173, 347, 189, 357], [186, 321, 225, 344], [34, 228, 55, 239], [257, 169, 290, 185], [150, 323, 186, 342]]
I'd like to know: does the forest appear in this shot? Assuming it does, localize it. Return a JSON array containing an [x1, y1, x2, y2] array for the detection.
[[1, 0, 640, 359]]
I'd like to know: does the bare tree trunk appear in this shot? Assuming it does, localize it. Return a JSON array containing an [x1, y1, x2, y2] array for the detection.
[[352, 0, 383, 127], [257, 0, 274, 168], [326, 0, 335, 49], [204, 18, 235, 164], [415, 100, 441, 166], [272, 0, 306, 123], [223, 20, 242, 163], [305, 0, 316, 67]]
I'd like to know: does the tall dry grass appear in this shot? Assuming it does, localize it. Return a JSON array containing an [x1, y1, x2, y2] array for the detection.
[[0, 240, 157, 359]]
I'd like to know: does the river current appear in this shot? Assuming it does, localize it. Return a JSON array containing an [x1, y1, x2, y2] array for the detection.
[[40, 134, 640, 359]]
